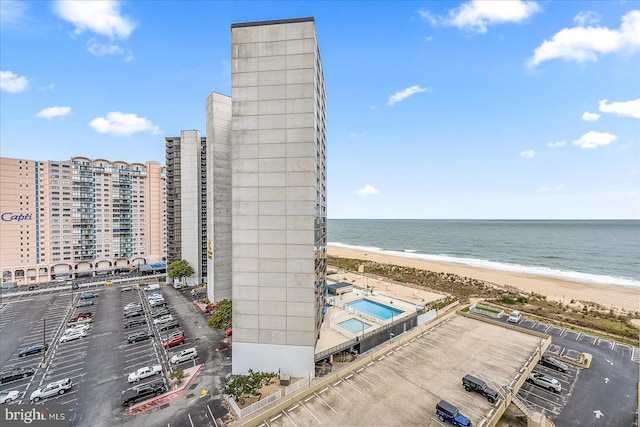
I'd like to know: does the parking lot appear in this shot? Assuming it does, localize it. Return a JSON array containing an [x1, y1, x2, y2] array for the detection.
[[0, 280, 232, 427], [251, 315, 544, 427]]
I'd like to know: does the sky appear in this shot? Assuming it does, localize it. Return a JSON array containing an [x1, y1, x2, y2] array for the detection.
[[1, 0, 639, 220]]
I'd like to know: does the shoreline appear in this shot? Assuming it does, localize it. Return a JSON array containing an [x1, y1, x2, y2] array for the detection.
[[327, 245, 640, 313]]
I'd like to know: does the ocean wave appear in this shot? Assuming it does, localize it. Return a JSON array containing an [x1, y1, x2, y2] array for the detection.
[[327, 242, 640, 289]]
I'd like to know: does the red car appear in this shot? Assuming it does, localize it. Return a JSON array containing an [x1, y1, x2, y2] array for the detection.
[[162, 335, 184, 349], [204, 304, 216, 313], [70, 312, 92, 322], [225, 328, 232, 336]]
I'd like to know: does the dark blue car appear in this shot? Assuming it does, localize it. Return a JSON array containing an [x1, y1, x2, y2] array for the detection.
[[79, 292, 99, 299], [18, 344, 49, 357], [436, 400, 472, 427]]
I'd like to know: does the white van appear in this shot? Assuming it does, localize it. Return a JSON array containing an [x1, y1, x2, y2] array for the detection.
[[145, 284, 160, 291], [172, 282, 183, 290], [170, 347, 197, 364]]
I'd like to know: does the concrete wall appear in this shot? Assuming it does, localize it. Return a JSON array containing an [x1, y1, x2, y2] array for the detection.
[[206, 92, 233, 302], [230, 18, 326, 378]]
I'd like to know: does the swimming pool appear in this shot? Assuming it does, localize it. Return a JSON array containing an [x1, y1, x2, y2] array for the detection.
[[348, 299, 403, 321], [338, 318, 372, 334]]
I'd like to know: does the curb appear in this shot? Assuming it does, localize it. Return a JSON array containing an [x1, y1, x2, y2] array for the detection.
[[127, 363, 204, 415]]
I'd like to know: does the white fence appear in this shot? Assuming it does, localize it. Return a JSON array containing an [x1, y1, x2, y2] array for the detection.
[[285, 376, 310, 396], [229, 390, 281, 419]]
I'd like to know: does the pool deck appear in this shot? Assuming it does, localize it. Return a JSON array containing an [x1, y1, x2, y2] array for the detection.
[[315, 272, 446, 355]]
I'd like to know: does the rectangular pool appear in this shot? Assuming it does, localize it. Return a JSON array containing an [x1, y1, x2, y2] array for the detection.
[[338, 318, 372, 334], [348, 298, 403, 321]]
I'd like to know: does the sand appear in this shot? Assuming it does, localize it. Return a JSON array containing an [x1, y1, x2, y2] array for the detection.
[[327, 246, 640, 313]]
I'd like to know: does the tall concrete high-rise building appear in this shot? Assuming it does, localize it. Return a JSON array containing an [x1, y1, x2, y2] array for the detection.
[[165, 131, 208, 285], [230, 17, 327, 377], [206, 92, 233, 303], [0, 157, 166, 285]]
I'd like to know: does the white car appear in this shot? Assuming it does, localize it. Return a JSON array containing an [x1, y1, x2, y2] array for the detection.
[[170, 347, 198, 364], [60, 329, 87, 343], [127, 365, 162, 383], [64, 324, 90, 334], [527, 373, 562, 393], [30, 378, 72, 402], [0, 390, 20, 404], [124, 303, 142, 311], [507, 310, 522, 323], [153, 315, 173, 325]]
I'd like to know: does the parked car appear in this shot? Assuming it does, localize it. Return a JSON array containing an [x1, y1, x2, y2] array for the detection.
[[144, 284, 161, 292], [153, 315, 174, 325], [158, 320, 180, 332], [30, 378, 72, 402], [507, 310, 522, 323], [79, 292, 99, 299], [0, 390, 20, 404], [149, 300, 167, 308], [1, 367, 35, 384], [70, 312, 92, 322], [121, 380, 166, 407], [538, 355, 569, 372], [28, 285, 39, 291], [64, 324, 90, 334], [75, 300, 94, 308], [163, 330, 184, 342], [527, 372, 562, 393], [170, 347, 197, 364], [18, 344, 48, 357], [225, 328, 233, 336], [127, 331, 151, 343], [151, 308, 170, 318], [124, 303, 142, 311], [60, 329, 87, 343], [127, 365, 163, 383], [435, 400, 472, 426], [462, 374, 498, 403], [121, 286, 135, 292], [123, 310, 144, 319], [162, 334, 185, 349], [123, 318, 147, 329]]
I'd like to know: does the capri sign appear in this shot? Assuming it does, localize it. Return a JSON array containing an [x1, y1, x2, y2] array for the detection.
[[1, 212, 33, 222]]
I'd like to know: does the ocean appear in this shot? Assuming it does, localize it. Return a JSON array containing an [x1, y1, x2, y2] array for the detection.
[[327, 219, 640, 289]]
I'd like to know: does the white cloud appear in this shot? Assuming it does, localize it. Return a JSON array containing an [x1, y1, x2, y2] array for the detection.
[[616, 143, 632, 152], [37, 106, 71, 119], [55, 0, 136, 39], [536, 186, 549, 193], [0, 70, 29, 93], [547, 140, 566, 148], [582, 111, 600, 121], [528, 10, 640, 67], [87, 39, 124, 56], [1, 0, 28, 24], [520, 150, 535, 158], [89, 112, 161, 136], [574, 11, 601, 26], [572, 131, 617, 149], [354, 185, 379, 196], [387, 85, 430, 106], [419, 0, 541, 34], [598, 98, 640, 119]]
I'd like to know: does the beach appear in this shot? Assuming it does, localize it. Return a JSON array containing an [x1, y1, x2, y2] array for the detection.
[[328, 245, 640, 313]]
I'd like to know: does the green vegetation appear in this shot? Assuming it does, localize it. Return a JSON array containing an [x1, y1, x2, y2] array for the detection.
[[168, 369, 185, 386], [472, 305, 502, 315], [208, 298, 232, 330], [167, 260, 194, 280], [224, 370, 277, 404]]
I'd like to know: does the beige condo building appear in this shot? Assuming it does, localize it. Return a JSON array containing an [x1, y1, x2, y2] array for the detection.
[[0, 157, 166, 285]]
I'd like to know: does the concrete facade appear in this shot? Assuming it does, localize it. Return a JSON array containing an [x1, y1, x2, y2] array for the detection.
[[206, 92, 233, 303], [165, 132, 207, 285], [230, 17, 327, 378], [0, 157, 166, 285]]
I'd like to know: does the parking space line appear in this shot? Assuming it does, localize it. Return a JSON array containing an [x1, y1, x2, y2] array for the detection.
[[313, 391, 338, 414], [282, 408, 298, 426]]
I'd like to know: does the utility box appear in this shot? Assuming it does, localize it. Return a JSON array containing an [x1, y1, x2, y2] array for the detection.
[[280, 374, 290, 386]]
